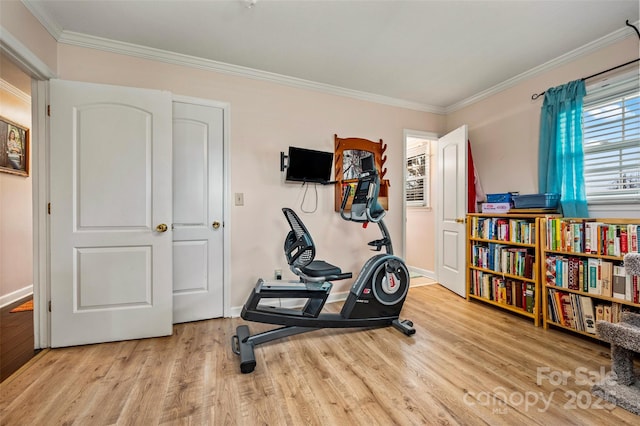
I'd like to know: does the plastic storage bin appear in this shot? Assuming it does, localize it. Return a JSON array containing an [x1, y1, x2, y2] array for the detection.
[[486, 193, 515, 203], [512, 193, 560, 209]]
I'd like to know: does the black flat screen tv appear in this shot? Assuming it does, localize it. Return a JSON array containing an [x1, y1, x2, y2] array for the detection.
[[285, 146, 333, 184]]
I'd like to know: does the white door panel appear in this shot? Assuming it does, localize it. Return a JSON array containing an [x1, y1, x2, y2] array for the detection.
[[172, 101, 224, 323], [50, 79, 173, 347], [437, 125, 468, 297]]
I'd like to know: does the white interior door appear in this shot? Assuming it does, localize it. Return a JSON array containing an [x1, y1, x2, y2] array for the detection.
[[172, 100, 224, 323], [436, 125, 468, 297], [50, 79, 173, 347]]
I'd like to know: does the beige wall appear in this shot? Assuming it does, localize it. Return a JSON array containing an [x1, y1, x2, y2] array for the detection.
[[55, 44, 445, 307], [0, 58, 32, 302], [446, 36, 639, 219], [0, 0, 58, 76]]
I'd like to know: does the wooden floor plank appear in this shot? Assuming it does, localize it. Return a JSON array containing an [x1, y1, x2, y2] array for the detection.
[[1, 284, 638, 425]]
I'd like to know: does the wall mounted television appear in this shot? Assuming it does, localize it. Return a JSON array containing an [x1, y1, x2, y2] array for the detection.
[[285, 146, 334, 184]]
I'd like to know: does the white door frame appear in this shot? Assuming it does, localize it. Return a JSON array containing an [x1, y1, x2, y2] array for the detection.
[[402, 129, 440, 282], [1, 28, 57, 349], [32, 80, 51, 349]]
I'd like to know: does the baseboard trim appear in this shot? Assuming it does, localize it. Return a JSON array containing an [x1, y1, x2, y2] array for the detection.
[[408, 266, 436, 280], [0, 285, 33, 309]]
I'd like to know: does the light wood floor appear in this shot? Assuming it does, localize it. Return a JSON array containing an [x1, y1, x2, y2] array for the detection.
[[1, 284, 637, 425]]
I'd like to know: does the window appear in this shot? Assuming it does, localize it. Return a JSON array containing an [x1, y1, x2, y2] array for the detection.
[[583, 72, 640, 204], [406, 142, 430, 207]]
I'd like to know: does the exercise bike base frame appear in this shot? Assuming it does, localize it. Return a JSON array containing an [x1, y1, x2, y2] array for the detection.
[[232, 317, 412, 374]]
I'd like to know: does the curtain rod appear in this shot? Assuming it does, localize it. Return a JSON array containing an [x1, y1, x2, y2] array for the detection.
[[531, 19, 640, 101], [530, 57, 640, 101]]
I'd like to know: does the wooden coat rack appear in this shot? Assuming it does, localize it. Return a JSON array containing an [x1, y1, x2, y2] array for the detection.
[[334, 134, 389, 212]]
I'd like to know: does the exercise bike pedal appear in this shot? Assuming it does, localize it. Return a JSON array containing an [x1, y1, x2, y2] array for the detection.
[[367, 238, 390, 251], [392, 319, 416, 336]]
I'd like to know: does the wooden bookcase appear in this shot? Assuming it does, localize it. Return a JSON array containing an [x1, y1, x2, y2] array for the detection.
[[466, 213, 558, 326], [541, 218, 640, 338]]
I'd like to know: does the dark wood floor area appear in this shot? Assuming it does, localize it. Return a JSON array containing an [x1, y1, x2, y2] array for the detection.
[[0, 296, 36, 382]]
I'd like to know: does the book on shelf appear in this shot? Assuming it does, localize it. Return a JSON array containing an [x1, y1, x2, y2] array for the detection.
[[600, 260, 613, 298], [587, 258, 600, 295], [612, 265, 626, 300], [470, 216, 537, 244], [545, 255, 556, 286], [547, 289, 595, 333], [604, 304, 612, 322], [543, 253, 640, 302], [470, 270, 534, 313], [525, 282, 535, 313], [545, 288, 640, 334], [545, 218, 640, 256], [580, 296, 596, 334]]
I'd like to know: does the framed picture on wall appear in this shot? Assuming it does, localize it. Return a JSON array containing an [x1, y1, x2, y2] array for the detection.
[[0, 116, 29, 176]]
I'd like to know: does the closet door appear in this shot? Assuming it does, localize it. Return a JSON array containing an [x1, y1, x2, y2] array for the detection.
[[49, 79, 173, 347], [172, 100, 224, 323]]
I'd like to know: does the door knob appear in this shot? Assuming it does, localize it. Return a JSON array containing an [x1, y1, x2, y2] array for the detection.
[[455, 218, 465, 224], [212, 221, 221, 229], [156, 223, 168, 232]]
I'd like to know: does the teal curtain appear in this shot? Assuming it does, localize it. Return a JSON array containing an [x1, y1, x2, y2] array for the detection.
[[538, 79, 588, 217]]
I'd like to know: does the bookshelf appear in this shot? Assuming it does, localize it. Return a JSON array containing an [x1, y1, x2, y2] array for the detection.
[[466, 213, 557, 326], [541, 218, 640, 339]]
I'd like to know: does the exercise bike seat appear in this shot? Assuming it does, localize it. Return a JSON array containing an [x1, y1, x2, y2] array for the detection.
[[300, 260, 342, 277], [282, 208, 352, 282]]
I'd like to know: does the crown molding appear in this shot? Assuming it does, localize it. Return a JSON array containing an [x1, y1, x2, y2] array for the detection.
[[445, 22, 638, 114], [0, 78, 31, 103], [58, 31, 446, 114], [0, 25, 56, 80]]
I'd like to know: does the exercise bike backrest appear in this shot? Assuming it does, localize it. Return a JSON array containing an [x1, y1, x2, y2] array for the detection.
[[281, 208, 352, 283], [282, 208, 315, 271]]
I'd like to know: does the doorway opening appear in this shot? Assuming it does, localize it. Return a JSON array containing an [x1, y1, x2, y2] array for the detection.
[[402, 130, 438, 286], [0, 54, 36, 381]]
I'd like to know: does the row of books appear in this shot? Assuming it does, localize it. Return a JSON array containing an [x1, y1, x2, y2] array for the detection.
[[545, 255, 640, 303], [545, 218, 640, 256], [469, 270, 536, 313], [471, 243, 535, 279], [547, 288, 636, 333], [470, 217, 537, 244]]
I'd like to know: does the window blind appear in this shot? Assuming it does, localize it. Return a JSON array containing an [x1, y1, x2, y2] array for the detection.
[[406, 143, 430, 207], [583, 72, 640, 204]]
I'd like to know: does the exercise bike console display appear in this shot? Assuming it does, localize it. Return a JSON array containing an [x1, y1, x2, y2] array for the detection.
[[232, 169, 415, 374]]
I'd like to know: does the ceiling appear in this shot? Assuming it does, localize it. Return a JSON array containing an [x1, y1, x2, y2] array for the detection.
[[23, 0, 640, 112]]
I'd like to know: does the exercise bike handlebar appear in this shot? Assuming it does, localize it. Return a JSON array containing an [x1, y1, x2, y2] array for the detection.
[[339, 184, 351, 221], [339, 171, 393, 254], [339, 173, 385, 224]]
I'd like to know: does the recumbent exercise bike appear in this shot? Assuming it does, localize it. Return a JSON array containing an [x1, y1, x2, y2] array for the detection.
[[232, 168, 415, 373]]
